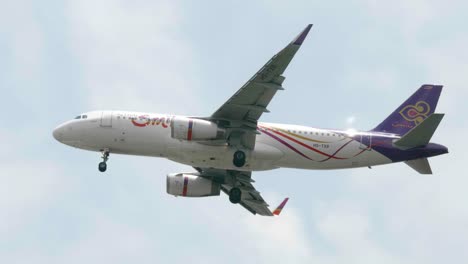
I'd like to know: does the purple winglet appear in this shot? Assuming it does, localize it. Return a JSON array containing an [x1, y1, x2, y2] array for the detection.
[[293, 24, 313, 45]]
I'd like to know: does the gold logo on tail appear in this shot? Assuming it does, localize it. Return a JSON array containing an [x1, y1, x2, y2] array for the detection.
[[399, 101, 430, 125]]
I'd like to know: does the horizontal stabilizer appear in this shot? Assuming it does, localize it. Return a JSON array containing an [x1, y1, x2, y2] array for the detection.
[[405, 158, 432, 174], [394, 113, 444, 149]]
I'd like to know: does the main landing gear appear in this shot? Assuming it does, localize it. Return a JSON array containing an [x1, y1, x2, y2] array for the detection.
[[98, 149, 110, 172], [233, 150, 246, 167], [229, 151, 246, 203], [229, 187, 242, 204]]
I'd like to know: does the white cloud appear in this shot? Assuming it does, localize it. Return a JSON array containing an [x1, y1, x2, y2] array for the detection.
[[66, 0, 202, 113], [346, 115, 356, 126], [416, 35, 468, 116], [241, 208, 313, 262], [0, 0, 44, 81], [317, 201, 370, 249], [0, 161, 66, 236], [314, 200, 404, 264], [362, 0, 436, 36], [58, 214, 161, 264], [0, 126, 68, 237], [342, 66, 401, 94]]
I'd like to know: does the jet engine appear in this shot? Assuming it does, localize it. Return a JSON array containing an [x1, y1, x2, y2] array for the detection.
[[170, 117, 224, 141], [166, 173, 220, 197]]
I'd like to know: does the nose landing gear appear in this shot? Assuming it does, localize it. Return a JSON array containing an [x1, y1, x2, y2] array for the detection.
[[98, 149, 110, 172]]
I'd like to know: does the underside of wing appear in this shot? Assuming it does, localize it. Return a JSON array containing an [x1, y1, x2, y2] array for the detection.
[[221, 181, 274, 216], [196, 167, 288, 216]]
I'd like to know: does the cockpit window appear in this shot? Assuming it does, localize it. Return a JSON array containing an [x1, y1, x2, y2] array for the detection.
[[74, 114, 88, 119]]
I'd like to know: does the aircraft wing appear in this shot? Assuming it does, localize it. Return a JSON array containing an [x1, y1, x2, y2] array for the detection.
[[196, 168, 289, 216], [209, 24, 312, 149]]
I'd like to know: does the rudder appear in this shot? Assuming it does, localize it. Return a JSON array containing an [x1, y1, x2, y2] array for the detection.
[[372, 84, 443, 135]]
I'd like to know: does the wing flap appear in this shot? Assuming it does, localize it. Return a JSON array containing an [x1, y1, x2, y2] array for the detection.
[[206, 168, 286, 216], [221, 185, 272, 216], [241, 200, 274, 216]]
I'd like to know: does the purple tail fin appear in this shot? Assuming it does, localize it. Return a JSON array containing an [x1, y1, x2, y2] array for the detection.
[[372, 84, 443, 135]]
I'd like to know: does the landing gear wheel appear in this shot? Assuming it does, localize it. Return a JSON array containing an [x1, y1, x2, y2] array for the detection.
[[98, 149, 110, 172], [229, 187, 242, 204], [233, 150, 246, 167], [98, 162, 107, 172]]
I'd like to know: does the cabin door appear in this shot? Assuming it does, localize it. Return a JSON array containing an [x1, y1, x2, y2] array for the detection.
[[100, 111, 113, 127]]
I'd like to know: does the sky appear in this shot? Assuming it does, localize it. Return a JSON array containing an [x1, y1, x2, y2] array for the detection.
[[1, 0, 467, 263]]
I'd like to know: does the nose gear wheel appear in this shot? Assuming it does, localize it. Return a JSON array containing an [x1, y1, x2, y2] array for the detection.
[[98, 149, 110, 172]]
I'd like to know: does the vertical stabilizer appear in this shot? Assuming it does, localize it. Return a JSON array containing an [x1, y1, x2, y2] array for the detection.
[[372, 85, 442, 135]]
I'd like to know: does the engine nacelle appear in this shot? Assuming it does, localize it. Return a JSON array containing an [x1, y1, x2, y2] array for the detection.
[[170, 117, 224, 141], [166, 173, 220, 197]]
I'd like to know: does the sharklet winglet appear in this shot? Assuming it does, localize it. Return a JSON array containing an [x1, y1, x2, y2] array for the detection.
[[292, 24, 313, 45], [272, 197, 289, 216]]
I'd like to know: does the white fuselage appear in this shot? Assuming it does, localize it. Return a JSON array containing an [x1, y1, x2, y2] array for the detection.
[[53, 111, 396, 171]]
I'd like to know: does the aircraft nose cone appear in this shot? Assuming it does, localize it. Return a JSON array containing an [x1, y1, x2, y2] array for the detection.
[[53, 125, 64, 141]]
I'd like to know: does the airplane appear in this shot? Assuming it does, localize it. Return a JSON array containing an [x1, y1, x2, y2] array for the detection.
[[53, 24, 448, 216]]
